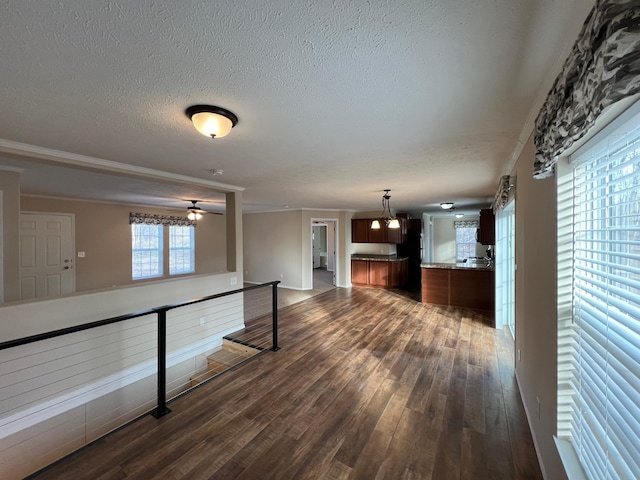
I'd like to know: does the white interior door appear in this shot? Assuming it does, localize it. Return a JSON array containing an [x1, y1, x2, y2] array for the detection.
[[19, 213, 75, 300]]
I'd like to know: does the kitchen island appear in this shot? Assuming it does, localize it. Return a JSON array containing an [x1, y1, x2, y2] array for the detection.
[[351, 254, 409, 288], [421, 261, 494, 311]]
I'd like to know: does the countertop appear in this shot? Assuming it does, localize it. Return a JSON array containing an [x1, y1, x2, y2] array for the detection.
[[351, 254, 409, 262], [420, 261, 494, 271]]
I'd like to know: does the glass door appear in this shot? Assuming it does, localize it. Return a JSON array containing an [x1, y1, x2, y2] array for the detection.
[[495, 201, 515, 335]]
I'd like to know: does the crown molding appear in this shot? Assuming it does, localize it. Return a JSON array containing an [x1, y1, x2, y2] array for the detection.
[[0, 138, 245, 193]]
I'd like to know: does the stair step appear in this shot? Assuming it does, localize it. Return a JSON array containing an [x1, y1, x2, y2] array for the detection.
[[190, 368, 220, 387], [221, 338, 262, 357], [190, 339, 263, 387]]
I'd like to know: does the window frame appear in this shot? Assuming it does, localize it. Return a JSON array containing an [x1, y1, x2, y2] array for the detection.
[[454, 223, 478, 262], [131, 223, 196, 280], [169, 225, 195, 275], [131, 223, 164, 280]]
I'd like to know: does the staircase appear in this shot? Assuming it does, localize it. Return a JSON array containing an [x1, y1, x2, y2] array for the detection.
[[190, 338, 263, 386]]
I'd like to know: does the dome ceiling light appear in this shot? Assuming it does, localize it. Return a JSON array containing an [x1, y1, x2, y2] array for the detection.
[[185, 105, 238, 139]]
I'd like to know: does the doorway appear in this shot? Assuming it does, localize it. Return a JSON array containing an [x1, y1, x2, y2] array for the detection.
[[19, 212, 75, 300], [310, 219, 337, 290]]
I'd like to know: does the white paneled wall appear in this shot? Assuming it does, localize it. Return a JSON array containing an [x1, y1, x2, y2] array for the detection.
[[0, 273, 246, 479]]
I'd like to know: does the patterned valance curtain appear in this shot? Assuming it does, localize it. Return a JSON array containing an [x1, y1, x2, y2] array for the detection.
[[493, 175, 515, 212], [533, 0, 640, 179], [129, 212, 197, 227], [454, 220, 479, 229]]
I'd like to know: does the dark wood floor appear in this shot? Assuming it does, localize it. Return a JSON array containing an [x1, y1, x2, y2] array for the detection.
[[32, 288, 542, 480]]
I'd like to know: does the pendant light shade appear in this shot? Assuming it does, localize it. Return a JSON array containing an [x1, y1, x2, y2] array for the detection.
[[387, 218, 400, 229], [186, 105, 238, 139]]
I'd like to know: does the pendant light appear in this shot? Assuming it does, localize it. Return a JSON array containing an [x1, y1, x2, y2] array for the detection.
[[371, 189, 400, 229]]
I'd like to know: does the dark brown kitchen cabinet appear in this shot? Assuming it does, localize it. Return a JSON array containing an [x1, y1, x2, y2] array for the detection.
[[421, 267, 495, 312], [351, 219, 371, 243], [351, 260, 369, 285], [386, 221, 406, 243], [351, 218, 406, 244], [478, 208, 495, 245], [368, 261, 389, 287], [351, 259, 408, 288]]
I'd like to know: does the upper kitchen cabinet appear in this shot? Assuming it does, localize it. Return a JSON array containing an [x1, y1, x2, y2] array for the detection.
[[352, 219, 372, 243], [478, 208, 495, 245], [351, 218, 406, 244]]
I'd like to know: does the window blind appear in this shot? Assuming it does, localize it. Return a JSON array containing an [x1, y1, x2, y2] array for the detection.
[[560, 103, 640, 480]]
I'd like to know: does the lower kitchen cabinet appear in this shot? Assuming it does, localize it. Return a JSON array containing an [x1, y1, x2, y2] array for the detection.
[[421, 267, 494, 311], [351, 259, 407, 288], [351, 260, 369, 285]]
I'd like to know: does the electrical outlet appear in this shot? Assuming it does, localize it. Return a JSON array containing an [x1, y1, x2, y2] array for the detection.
[[199, 317, 205, 326], [77, 251, 85, 258], [230, 276, 237, 286], [280, 273, 284, 279]]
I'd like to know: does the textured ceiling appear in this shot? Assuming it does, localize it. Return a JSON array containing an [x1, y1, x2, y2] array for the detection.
[[0, 0, 594, 214]]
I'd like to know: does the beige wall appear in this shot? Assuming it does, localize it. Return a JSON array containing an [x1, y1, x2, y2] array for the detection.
[[244, 209, 351, 290], [511, 134, 564, 479], [243, 210, 303, 288], [0, 171, 20, 302], [19, 196, 227, 293]]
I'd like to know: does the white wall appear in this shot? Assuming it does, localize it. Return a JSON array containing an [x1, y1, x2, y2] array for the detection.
[[432, 216, 483, 263], [0, 271, 245, 479], [511, 134, 565, 479]]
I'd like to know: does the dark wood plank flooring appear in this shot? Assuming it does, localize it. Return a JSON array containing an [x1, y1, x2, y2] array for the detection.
[[32, 288, 542, 480]]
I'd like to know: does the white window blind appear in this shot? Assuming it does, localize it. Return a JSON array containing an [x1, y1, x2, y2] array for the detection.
[[559, 103, 640, 480], [169, 225, 195, 275], [454, 221, 479, 262], [131, 224, 163, 279]]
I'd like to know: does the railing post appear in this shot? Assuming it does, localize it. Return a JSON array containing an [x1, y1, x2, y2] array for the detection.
[[151, 308, 171, 418], [271, 282, 280, 351]]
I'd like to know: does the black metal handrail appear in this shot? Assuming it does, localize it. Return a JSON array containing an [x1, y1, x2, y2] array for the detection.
[[0, 280, 280, 419]]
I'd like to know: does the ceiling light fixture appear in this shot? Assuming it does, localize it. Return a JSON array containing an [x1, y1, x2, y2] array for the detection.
[[185, 105, 238, 139], [455, 213, 464, 218], [186, 200, 206, 220], [440, 202, 454, 210], [371, 189, 400, 229]]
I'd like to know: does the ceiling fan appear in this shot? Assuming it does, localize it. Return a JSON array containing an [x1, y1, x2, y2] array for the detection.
[[186, 200, 223, 220]]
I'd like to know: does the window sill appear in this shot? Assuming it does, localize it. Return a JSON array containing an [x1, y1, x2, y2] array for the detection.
[[555, 437, 588, 480]]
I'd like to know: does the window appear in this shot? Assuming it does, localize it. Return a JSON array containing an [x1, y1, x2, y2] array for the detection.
[[131, 224, 163, 279], [131, 223, 195, 279], [557, 102, 640, 480], [169, 225, 195, 275], [454, 221, 478, 261]]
